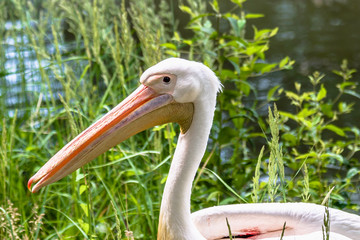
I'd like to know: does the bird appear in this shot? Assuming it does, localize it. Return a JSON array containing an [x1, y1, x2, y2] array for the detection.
[[28, 58, 360, 240]]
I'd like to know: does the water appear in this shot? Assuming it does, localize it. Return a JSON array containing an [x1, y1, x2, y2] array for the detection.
[[2, 21, 78, 118], [244, 0, 360, 110], [3, 21, 45, 117], [218, 0, 360, 140], [243, 0, 360, 208], [246, 0, 360, 70]]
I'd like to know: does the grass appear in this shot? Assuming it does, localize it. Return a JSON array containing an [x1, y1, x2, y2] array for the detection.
[[1, 0, 359, 239], [1, 0, 172, 238]]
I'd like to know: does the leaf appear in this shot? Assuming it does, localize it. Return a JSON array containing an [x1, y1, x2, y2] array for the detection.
[[254, 28, 271, 40], [320, 103, 334, 118], [218, 127, 236, 145], [279, 56, 289, 68], [338, 102, 354, 113], [239, 80, 255, 96], [245, 13, 264, 19], [248, 132, 266, 138], [79, 64, 91, 81], [270, 27, 279, 37], [188, 13, 214, 25], [179, 5, 194, 17], [297, 108, 317, 118], [77, 218, 90, 233], [76, 172, 85, 181], [260, 63, 277, 73], [296, 152, 317, 160], [309, 72, 325, 86], [330, 193, 345, 201], [282, 133, 297, 146], [253, 62, 277, 74], [267, 85, 282, 101], [316, 84, 327, 101], [173, 31, 181, 41], [284, 91, 300, 104], [220, 69, 237, 80], [211, 0, 219, 12], [228, 57, 241, 74], [160, 43, 177, 50], [347, 168, 359, 179], [279, 111, 298, 121], [79, 184, 87, 195], [164, 127, 176, 139], [320, 153, 344, 163], [200, 20, 215, 35], [228, 17, 245, 37], [323, 124, 346, 137], [344, 90, 360, 99], [338, 81, 356, 91], [80, 204, 89, 217], [165, 50, 180, 58], [351, 127, 360, 136], [207, 191, 222, 201], [183, 40, 193, 46], [237, 19, 246, 32], [231, 0, 246, 7], [284, 59, 295, 69]]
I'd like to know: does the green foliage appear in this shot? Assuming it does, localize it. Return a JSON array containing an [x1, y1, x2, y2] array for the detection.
[[0, 0, 359, 239], [162, 0, 295, 210], [267, 105, 285, 203], [1, 0, 174, 238], [278, 60, 360, 209], [251, 146, 264, 203]]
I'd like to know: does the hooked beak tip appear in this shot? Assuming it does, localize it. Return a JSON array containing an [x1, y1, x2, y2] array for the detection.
[[27, 177, 36, 193]]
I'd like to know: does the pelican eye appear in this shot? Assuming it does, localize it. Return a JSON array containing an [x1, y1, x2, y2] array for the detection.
[[163, 76, 171, 83]]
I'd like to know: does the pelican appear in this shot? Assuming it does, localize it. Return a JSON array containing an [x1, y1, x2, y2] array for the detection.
[[28, 58, 360, 239]]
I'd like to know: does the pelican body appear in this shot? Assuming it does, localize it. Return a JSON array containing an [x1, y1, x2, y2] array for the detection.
[[28, 58, 360, 239]]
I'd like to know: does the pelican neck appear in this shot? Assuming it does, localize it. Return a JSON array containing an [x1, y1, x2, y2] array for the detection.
[[158, 97, 215, 239]]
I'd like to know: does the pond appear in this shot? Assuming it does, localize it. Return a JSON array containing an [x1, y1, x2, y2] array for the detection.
[[245, 0, 360, 125], [244, 0, 360, 207]]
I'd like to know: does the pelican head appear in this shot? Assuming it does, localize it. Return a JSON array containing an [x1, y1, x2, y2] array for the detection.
[[28, 58, 221, 193]]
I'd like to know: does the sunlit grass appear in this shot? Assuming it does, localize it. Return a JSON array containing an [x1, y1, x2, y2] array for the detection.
[[1, 0, 359, 239], [0, 0, 173, 238]]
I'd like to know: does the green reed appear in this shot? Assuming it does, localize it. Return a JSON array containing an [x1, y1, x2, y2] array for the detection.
[[0, 0, 359, 239]]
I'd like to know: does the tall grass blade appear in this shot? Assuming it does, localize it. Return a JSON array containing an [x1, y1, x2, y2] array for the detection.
[[204, 168, 247, 203], [0, 206, 15, 239], [226, 217, 233, 240], [267, 104, 286, 202], [45, 206, 89, 239], [252, 146, 264, 203]]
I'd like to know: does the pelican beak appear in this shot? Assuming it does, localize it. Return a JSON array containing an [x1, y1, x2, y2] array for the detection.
[[28, 84, 193, 193]]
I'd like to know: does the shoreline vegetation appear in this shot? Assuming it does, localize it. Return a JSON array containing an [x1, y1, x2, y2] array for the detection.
[[1, 0, 359, 239]]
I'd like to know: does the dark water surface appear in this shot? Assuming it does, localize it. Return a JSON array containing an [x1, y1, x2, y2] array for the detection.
[[243, 0, 360, 207], [246, 0, 360, 72], [244, 0, 360, 124]]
